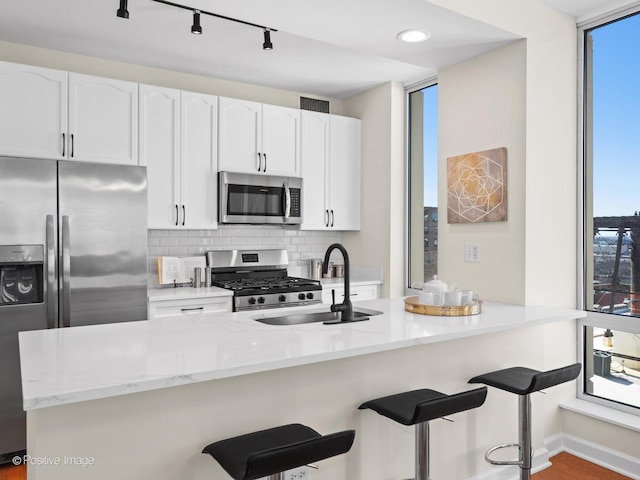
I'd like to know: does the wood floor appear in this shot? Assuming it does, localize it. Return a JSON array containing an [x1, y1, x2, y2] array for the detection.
[[0, 452, 632, 479], [532, 452, 631, 480]]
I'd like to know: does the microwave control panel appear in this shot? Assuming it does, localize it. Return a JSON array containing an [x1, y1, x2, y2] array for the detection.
[[290, 189, 301, 217]]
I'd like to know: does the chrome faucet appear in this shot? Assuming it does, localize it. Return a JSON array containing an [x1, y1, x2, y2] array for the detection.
[[322, 243, 354, 322]]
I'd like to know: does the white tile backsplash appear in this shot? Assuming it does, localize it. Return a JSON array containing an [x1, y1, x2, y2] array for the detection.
[[148, 225, 343, 286]]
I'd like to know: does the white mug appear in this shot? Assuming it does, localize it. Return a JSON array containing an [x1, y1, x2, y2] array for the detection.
[[460, 290, 479, 305], [444, 290, 462, 306], [419, 292, 434, 305]]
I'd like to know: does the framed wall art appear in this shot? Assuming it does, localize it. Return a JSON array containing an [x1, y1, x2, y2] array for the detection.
[[446, 147, 507, 224]]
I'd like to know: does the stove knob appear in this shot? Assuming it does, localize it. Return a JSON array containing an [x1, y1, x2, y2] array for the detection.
[[257, 297, 266, 304], [279, 295, 287, 302], [248, 297, 257, 305], [306, 292, 314, 300], [298, 293, 306, 300]]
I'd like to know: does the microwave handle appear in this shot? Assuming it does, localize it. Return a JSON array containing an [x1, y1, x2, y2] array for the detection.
[[283, 182, 291, 222]]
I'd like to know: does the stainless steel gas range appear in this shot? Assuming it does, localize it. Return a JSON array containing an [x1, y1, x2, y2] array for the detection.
[[206, 249, 322, 311]]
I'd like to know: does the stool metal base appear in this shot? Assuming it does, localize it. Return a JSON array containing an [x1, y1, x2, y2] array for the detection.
[[415, 421, 430, 480], [485, 394, 532, 480]]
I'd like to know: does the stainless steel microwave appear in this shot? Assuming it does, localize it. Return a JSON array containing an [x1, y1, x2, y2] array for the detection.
[[218, 172, 302, 225]]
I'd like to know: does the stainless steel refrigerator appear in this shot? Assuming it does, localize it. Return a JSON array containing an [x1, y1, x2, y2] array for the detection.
[[0, 156, 148, 464]]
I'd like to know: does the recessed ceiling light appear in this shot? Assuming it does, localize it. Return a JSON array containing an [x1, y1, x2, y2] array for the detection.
[[397, 29, 431, 43]]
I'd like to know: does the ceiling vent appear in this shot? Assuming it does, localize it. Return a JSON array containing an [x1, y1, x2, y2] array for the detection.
[[300, 97, 329, 113]]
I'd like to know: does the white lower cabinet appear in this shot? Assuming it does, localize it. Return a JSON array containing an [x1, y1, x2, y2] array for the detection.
[[148, 297, 232, 320], [321, 284, 380, 305]]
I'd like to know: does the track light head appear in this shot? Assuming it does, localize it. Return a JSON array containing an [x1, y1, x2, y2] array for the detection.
[[117, 0, 129, 19], [191, 10, 202, 34], [263, 29, 273, 50]]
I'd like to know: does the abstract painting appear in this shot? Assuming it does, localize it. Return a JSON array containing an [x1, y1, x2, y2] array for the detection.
[[447, 147, 507, 223]]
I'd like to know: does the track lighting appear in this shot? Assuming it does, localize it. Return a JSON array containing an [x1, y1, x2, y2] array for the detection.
[[118, 0, 277, 50], [263, 29, 273, 50], [191, 10, 202, 35], [117, 0, 129, 19]]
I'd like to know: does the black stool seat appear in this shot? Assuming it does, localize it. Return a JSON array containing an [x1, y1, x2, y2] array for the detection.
[[468, 363, 582, 480], [468, 363, 581, 395], [358, 387, 488, 425], [202, 423, 355, 480]]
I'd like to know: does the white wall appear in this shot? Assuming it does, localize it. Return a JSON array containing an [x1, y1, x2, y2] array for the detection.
[[428, 0, 578, 309], [438, 40, 527, 305], [341, 82, 406, 298]]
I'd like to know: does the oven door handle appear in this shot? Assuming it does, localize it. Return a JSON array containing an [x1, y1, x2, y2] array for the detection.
[[283, 182, 291, 222]]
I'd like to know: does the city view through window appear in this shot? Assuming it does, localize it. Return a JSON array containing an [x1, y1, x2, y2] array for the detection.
[[584, 12, 640, 410]]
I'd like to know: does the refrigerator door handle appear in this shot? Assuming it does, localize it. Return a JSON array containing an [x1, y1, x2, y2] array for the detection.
[[46, 215, 57, 329], [61, 215, 71, 328]]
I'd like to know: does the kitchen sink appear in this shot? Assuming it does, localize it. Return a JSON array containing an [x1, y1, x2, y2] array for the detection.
[[252, 307, 383, 326]]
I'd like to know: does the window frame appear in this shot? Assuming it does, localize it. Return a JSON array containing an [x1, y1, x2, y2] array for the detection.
[[577, 5, 640, 416], [405, 77, 438, 293]]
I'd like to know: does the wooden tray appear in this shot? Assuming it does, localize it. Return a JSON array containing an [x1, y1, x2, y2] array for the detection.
[[404, 296, 482, 316]]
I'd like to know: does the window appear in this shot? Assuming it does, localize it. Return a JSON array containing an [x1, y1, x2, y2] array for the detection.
[[408, 83, 438, 288], [580, 10, 640, 414]]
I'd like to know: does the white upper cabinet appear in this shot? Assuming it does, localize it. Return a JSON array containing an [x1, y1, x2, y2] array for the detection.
[[218, 97, 300, 177], [300, 112, 361, 231], [261, 104, 300, 176], [0, 61, 68, 159], [329, 115, 361, 230], [300, 111, 330, 230], [180, 91, 218, 229], [0, 62, 138, 165], [68, 73, 138, 165], [139, 85, 180, 228], [140, 84, 217, 229]]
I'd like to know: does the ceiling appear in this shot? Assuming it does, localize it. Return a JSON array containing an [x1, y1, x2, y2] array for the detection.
[[0, 0, 635, 100]]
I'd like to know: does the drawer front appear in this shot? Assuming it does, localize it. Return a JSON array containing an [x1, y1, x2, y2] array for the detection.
[[148, 297, 232, 320], [321, 284, 379, 304]]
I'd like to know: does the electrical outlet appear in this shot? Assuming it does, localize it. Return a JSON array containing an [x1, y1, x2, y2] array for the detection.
[[464, 243, 481, 263], [284, 466, 309, 480], [300, 253, 312, 260]]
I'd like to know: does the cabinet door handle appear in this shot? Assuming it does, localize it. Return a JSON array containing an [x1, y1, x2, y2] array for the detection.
[[325, 210, 329, 227], [263, 153, 267, 172], [62, 133, 66, 157], [175, 205, 179, 226], [257, 152, 262, 172], [70, 134, 74, 158], [330, 210, 335, 227], [182, 205, 185, 226]]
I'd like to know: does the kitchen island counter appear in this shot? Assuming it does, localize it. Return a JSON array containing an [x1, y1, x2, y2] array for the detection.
[[18, 298, 587, 480], [19, 298, 585, 411]]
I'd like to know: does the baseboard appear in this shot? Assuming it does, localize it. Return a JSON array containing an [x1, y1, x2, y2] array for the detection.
[[467, 433, 640, 480]]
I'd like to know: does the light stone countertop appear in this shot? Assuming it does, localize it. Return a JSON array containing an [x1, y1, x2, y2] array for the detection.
[[19, 298, 586, 411]]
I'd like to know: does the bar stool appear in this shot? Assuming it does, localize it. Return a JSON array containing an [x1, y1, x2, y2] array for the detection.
[[358, 387, 488, 480], [202, 423, 355, 480], [468, 363, 581, 480]]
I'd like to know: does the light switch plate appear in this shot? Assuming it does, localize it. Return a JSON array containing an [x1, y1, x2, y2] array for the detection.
[[464, 243, 481, 263]]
